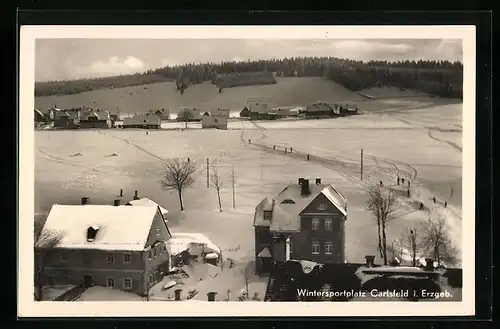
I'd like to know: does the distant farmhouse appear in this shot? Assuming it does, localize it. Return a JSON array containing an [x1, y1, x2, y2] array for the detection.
[[123, 113, 161, 129], [53, 109, 79, 129], [304, 102, 360, 119], [80, 109, 112, 129], [201, 108, 230, 130], [176, 107, 202, 122], [253, 177, 347, 275], [239, 106, 251, 118], [148, 108, 170, 120], [248, 100, 277, 120], [273, 106, 302, 119], [37, 199, 172, 296]]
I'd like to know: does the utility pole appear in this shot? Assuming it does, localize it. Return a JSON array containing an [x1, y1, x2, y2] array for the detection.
[[360, 148, 364, 181], [231, 166, 235, 209], [206, 157, 210, 188]]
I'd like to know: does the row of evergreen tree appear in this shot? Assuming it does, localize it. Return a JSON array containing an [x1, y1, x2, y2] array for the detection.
[[35, 57, 463, 98]]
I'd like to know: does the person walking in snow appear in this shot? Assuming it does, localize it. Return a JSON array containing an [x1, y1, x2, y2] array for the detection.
[[408, 180, 411, 188], [407, 188, 411, 197], [290, 147, 293, 153], [401, 178, 405, 184], [419, 202, 424, 210], [397, 177, 400, 185], [379, 180, 384, 187], [273, 145, 276, 150], [433, 197, 436, 204], [444, 201, 447, 208], [307, 154, 310, 161], [248, 139, 251, 144]]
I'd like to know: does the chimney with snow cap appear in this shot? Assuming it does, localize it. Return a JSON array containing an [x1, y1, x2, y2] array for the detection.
[[365, 255, 375, 267], [316, 178, 322, 185], [133, 190, 139, 200]]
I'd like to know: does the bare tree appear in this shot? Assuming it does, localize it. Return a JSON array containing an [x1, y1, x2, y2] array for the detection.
[[178, 109, 194, 129], [34, 215, 62, 301], [366, 186, 397, 265], [210, 155, 224, 212], [420, 214, 459, 266], [396, 227, 424, 267], [160, 158, 199, 211]]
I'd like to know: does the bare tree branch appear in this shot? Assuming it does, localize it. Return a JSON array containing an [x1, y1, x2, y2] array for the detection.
[[160, 158, 199, 211], [365, 185, 397, 265], [420, 213, 459, 266], [210, 158, 224, 212]]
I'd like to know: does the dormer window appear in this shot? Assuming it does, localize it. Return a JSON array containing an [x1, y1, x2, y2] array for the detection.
[[263, 210, 272, 221], [87, 225, 99, 242], [281, 199, 296, 204]]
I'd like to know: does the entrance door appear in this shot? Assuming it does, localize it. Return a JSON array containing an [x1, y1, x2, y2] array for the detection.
[[83, 274, 93, 287]]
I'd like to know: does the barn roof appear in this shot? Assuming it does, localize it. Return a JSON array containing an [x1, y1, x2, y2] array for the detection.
[[38, 205, 161, 251]]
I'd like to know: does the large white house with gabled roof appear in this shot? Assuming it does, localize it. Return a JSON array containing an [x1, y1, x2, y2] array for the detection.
[[37, 202, 172, 296], [253, 177, 347, 274]]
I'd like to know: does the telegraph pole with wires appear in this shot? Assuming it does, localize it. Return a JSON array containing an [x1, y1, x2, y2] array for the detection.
[[231, 166, 236, 209], [360, 148, 364, 181]]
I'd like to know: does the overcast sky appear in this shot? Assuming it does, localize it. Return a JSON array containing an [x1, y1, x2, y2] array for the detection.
[[35, 39, 462, 82]]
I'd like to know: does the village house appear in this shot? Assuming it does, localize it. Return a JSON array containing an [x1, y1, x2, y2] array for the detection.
[[34, 109, 45, 123], [239, 106, 251, 118], [248, 101, 276, 120], [274, 106, 302, 119], [304, 102, 339, 119], [123, 113, 161, 129], [176, 107, 202, 122], [37, 198, 172, 296], [148, 108, 170, 120], [253, 177, 347, 275], [53, 110, 79, 129], [201, 108, 230, 130], [79, 109, 112, 129], [39, 106, 62, 123]]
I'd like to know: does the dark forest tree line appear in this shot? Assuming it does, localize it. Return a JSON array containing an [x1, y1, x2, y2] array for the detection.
[[35, 57, 463, 99]]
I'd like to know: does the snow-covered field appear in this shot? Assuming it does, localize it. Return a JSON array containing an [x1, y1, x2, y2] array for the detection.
[[35, 97, 463, 278]]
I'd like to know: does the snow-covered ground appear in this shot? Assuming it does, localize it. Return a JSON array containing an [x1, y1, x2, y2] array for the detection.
[[74, 286, 143, 301], [41, 285, 76, 301], [35, 97, 464, 301]]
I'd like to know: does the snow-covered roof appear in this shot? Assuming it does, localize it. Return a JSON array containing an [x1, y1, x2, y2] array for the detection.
[[39, 204, 161, 251], [254, 182, 347, 233], [168, 233, 220, 256], [127, 198, 168, 219], [257, 247, 272, 258]]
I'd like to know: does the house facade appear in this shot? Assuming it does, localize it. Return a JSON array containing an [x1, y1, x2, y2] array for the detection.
[[53, 111, 79, 129], [79, 110, 112, 129], [123, 113, 161, 129], [239, 106, 251, 118], [37, 201, 172, 296], [176, 107, 202, 122], [201, 109, 229, 130], [305, 102, 338, 119], [148, 109, 170, 120], [253, 177, 347, 274]]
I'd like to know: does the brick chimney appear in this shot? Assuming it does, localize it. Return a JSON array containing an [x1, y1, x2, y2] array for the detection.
[[315, 177, 322, 185], [424, 258, 435, 271], [298, 177, 304, 185], [81, 197, 89, 205], [207, 292, 217, 301], [174, 289, 182, 301], [113, 199, 120, 206], [365, 255, 375, 267], [301, 179, 311, 196], [133, 190, 139, 200]]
